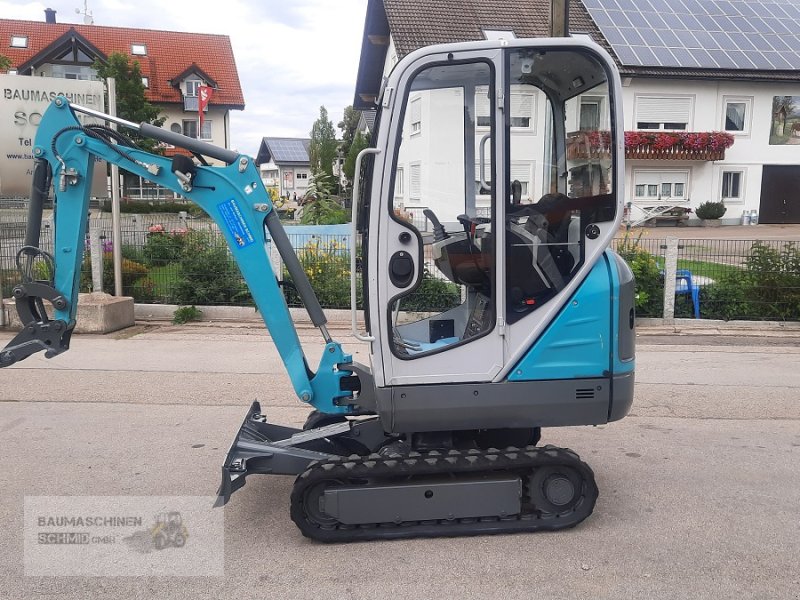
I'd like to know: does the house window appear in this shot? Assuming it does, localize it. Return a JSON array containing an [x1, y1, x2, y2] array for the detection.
[[10, 35, 27, 48], [476, 85, 535, 129], [200, 120, 212, 140], [580, 100, 600, 130], [510, 91, 534, 128], [509, 162, 534, 201], [722, 171, 742, 200], [141, 77, 149, 88], [182, 120, 198, 139], [723, 97, 752, 134], [636, 121, 687, 131], [410, 97, 421, 135], [185, 78, 201, 97], [296, 173, 308, 180], [633, 170, 689, 201], [395, 166, 404, 197], [483, 29, 516, 41], [635, 95, 692, 131], [51, 64, 96, 80], [131, 44, 147, 56]]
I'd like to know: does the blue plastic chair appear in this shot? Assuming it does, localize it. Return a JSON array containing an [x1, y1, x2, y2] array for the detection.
[[675, 269, 700, 319]]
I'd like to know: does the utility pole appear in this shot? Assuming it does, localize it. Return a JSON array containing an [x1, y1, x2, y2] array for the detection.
[[107, 77, 123, 297]]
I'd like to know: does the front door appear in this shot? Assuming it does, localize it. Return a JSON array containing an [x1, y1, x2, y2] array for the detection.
[[760, 165, 800, 224], [371, 50, 505, 387]]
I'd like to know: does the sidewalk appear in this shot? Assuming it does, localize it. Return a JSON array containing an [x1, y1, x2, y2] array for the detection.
[[617, 223, 800, 241]]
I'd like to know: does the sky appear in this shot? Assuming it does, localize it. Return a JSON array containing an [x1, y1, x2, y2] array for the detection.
[[1, 0, 369, 156]]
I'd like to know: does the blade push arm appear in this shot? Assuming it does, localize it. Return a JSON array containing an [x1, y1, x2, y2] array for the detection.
[[1, 97, 355, 414]]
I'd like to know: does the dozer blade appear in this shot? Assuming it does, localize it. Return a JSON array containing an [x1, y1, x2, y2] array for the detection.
[[215, 401, 336, 507]]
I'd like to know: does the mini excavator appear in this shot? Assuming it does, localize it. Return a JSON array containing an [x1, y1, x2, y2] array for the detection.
[[1, 37, 635, 541]]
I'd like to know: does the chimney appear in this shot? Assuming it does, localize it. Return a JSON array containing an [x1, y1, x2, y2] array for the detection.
[[44, 8, 57, 24], [550, 0, 569, 37]]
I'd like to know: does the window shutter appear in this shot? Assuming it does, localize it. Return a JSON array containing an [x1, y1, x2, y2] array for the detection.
[[511, 93, 533, 118], [635, 96, 692, 123], [410, 98, 421, 123], [511, 162, 532, 183], [475, 86, 490, 118], [410, 163, 421, 200]]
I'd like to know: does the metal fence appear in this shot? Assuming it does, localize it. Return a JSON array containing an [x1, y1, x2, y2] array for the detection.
[[612, 235, 800, 321], [3, 217, 800, 321]]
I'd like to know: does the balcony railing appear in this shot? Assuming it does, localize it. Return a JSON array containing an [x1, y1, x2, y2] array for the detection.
[[183, 96, 209, 112], [566, 131, 611, 160], [625, 145, 726, 161]]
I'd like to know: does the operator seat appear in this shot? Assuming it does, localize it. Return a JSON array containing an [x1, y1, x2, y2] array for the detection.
[[506, 192, 575, 320]]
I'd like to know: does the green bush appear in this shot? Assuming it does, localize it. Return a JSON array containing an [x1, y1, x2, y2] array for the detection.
[[284, 239, 360, 309], [616, 232, 663, 317], [696, 274, 753, 320], [79, 252, 150, 301], [171, 231, 251, 306], [399, 269, 462, 313], [142, 231, 186, 265], [173, 305, 203, 324], [696, 241, 800, 321], [695, 201, 727, 220]]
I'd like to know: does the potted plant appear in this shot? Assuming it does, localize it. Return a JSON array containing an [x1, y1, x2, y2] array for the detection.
[[695, 201, 727, 226]]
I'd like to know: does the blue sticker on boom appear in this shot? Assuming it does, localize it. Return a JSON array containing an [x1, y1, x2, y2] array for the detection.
[[218, 198, 255, 249]]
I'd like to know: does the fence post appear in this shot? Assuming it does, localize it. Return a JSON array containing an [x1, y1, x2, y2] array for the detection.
[[89, 215, 104, 293], [662, 236, 679, 321]]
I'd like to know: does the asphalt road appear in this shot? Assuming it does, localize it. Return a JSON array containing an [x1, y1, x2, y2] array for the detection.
[[1, 325, 799, 600]]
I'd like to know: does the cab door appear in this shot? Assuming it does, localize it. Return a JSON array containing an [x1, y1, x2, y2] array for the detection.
[[368, 48, 506, 387]]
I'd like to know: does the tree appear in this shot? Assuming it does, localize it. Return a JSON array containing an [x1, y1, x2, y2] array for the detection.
[[308, 106, 338, 180], [300, 172, 349, 225], [343, 130, 371, 188], [337, 105, 360, 159], [0, 54, 11, 72], [93, 52, 165, 151]]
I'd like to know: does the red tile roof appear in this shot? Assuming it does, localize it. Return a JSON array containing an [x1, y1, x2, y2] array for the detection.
[[0, 18, 244, 108]]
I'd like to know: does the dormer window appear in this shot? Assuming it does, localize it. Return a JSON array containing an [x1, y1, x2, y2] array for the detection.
[[11, 35, 28, 48], [482, 30, 515, 41], [131, 44, 147, 55], [185, 78, 201, 97]]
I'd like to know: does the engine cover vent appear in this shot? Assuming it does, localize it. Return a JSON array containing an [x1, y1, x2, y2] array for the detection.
[[575, 388, 595, 400]]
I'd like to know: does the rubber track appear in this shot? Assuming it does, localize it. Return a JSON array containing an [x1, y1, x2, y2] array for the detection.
[[290, 444, 598, 542]]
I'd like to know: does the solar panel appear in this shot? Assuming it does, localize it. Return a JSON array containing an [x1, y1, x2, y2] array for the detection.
[[584, 0, 800, 70], [266, 138, 310, 163]]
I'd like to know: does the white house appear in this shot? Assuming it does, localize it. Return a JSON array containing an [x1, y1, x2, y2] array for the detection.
[[354, 0, 800, 224], [255, 137, 313, 200], [0, 9, 245, 199]]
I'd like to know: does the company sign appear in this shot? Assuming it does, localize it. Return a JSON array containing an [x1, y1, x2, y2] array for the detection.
[[0, 74, 106, 197]]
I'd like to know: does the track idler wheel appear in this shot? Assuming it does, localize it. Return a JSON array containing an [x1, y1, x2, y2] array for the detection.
[[528, 464, 586, 515]]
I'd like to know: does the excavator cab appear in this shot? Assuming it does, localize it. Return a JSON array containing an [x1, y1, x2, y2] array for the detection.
[[1, 37, 634, 542], [355, 39, 632, 433]]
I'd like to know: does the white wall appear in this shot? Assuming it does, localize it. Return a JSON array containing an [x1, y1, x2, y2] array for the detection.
[[160, 106, 228, 149]]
